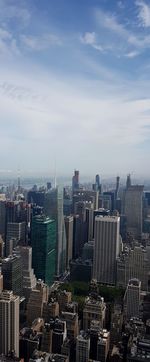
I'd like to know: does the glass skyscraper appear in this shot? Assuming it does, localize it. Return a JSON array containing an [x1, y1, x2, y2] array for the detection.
[[44, 187, 66, 277], [31, 215, 56, 285]]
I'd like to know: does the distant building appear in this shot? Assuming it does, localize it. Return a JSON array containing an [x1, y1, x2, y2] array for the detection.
[[93, 216, 120, 285], [123, 185, 144, 239], [64, 216, 73, 270], [27, 280, 48, 325], [44, 188, 67, 277], [124, 278, 141, 319], [72, 170, 79, 192], [2, 255, 23, 296], [31, 215, 56, 285], [117, 246, 149, 290], [0, 290, 19, 357]]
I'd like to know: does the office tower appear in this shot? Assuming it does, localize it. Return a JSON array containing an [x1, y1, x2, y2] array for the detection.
[[6, 222, 26, 255], [27, 190, 45, 206], [73, 213, 87, 258], [0, 290, 19, 357], [44, 188, 67, 277], [86, 207, 94, 241], [123, 185, 143, 238], [64, 216, 73, 270], [31, 215, 56, 285], [93, 209, 110, 238], [124, 278, 141, 319], [76, 332, 90, 362], [0, 272, 3, 291], [93, 216, 120, 285], [73, 189, 98, 211], [83, 295, 106, 330], [52, 319, 67, 354], [126, 174, 131, 189], [97, 330, 110, 362], [117, 246, 149, 290], [115, 176, 120, 200], [2, 255, 23, 296], [20, 246, 37, 301], [27, 280, 48, 325], [72, 170, 79, 192], [6, 201, 20, 222], [61, 311, 79, 339], [0, 201, 6, 240]]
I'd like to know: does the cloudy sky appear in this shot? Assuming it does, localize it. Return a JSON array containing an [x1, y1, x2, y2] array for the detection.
[[1, 0, 150, 177]]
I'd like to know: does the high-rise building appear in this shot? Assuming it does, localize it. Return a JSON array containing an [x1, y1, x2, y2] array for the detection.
[[123, 185, 144, 238], [76, 332, 90, 362], [20, 246, 37, 301], [83, 295, 106, 330], [44, 188, 66, 277], [64, 216, 73, 270], [2, 255, 23, 296], [27, 280, 48, 325], [93, 216, 120, 285], [117, 246, 149, 290], [0, 290, 19, 357], [124, 278, 141, 319], [72, 170, 79, 192], [31, 215, 56, 285], [6, 222, 26, 255]]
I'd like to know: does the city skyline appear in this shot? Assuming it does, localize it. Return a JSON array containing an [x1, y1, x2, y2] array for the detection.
[[1, 1, 150, 175]]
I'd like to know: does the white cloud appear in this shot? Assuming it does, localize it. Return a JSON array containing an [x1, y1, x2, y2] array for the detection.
[[125, 50, 140, 58], [0, 62, 150, 174], [0, 0, 31, 26], [136, 0, 150, 27], [21, 34, 62, 51], [80, 32, 103, 51]]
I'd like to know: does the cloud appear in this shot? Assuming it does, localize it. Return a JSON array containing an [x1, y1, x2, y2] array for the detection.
[[136, 0, 150, 27], [94, 7, 150, 56], [125, 50, 140, 58], [0, 61, 150, 175], [80, 32, 103, 51], [21, 33, 62, 51], [0, 0, 31, 26]]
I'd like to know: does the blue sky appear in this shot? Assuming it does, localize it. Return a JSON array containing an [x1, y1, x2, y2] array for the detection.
[[1, 0, 150, 177]]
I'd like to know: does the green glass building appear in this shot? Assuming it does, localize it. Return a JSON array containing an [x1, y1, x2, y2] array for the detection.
[[31, 215, 56, 286]]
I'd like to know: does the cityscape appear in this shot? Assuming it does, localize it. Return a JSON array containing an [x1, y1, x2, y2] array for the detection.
[[0, 170, 150, 361]]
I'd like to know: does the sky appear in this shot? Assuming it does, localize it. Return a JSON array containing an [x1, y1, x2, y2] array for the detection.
[[1, 0, 150, 177]]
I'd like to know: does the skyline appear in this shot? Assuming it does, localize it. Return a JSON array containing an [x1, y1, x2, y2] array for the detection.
[[1, 1, 150, 175]]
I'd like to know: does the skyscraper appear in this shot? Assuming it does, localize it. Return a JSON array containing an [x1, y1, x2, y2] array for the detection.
[[0, 290, 19, 357], [31, 215, 56, 285], [64, 216, 73, 270], [76, 333, 90, 362], [93, 216, 120, 285], [44, 188, 66, 277], [124, 278, 141, 319], [2, 255, 23, 296], [123, 185, 144, 238], [72, 170, 79, 193]]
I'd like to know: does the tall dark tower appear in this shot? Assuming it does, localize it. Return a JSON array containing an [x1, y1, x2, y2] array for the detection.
[[72, 170, 79, 193], [126, 174, 131, 189], [115, 176, 120, 199]]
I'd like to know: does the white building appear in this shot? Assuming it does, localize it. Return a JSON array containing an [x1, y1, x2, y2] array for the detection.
[[93, 216, 120, 285]]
